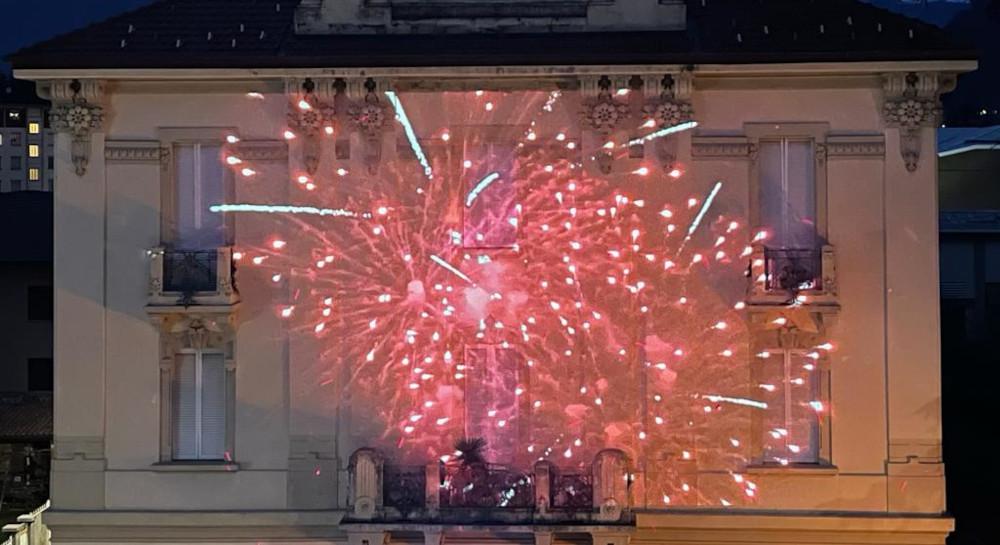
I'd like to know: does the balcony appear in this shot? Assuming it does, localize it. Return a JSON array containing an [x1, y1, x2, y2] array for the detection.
[[147, 246, 239, 309], [747, 244, 838, 307], [348, 448, 630, 524]]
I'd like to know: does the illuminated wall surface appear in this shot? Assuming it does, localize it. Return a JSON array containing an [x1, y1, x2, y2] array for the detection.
[[214, 87, 831, 508]]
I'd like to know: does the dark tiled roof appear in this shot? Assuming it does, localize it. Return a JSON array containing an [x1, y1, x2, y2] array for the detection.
[[0, 393, 52, 442], [7, 0, 974, 70]]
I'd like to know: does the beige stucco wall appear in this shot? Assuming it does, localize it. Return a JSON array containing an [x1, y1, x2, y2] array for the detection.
[[46, 73, 945, 519]]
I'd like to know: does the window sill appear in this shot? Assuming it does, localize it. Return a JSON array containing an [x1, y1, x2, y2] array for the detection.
[[151, 461, 240, 473], [746, 463, 838, 475]]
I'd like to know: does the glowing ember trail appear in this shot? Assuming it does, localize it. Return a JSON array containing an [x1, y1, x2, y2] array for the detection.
[[210, 203, 363, 218]]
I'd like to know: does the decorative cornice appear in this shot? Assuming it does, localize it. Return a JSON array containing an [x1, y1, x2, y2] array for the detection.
[[826, 135, 886, 158], [691, 136, 752, 160], [232, 141, 289, 162], [105, 141, 168, 163]]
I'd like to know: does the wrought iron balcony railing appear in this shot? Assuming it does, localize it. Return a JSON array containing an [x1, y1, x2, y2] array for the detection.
[[748, 244, 837, 304], [351, 448, 628, 523], [147, 246, 239, 308]]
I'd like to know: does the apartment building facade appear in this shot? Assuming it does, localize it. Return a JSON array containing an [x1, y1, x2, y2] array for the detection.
[[0, 77, 54, 193]]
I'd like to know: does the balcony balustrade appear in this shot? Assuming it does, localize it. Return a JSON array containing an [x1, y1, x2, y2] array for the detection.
[[349, 448, 629, 523]]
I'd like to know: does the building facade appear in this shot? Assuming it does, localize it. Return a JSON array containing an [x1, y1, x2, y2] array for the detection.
[[8, 1, 975, 544], [0, 191, 53, 519], [0, 77, 54, 193]]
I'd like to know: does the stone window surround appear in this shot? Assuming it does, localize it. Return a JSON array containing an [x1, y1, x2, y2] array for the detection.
[[745, 122, 830, 243], [154, 313, 238, 468]]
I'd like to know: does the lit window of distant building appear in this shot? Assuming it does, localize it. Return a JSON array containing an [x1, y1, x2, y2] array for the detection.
[[29, 168, 40, 181], [28, 144, 39, 157], [28, 122, 40, 134]]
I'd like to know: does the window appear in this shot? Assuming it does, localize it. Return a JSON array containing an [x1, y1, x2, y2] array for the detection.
[[172, 350, 227, 460], [10, 156, 21, 171], [758, 138, 816, 249], [28, 144, 39, 157], [28, 122, 39, 135], [173, 142, 227, 249], [9, 180, 22, 192], [27, 286, 52, 321], [6, 109, 25, 128], [756, 349, 827, 465], [28, 168, 39, 182], [0, 133, 4, 146], [27, 358, 53, 392], [47, 157, 53, 169], [10, 133, 20, 146], [463, 143, 518, 249]]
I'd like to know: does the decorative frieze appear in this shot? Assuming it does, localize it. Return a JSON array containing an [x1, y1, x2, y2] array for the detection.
[[105, 141, 168, 164], [692, 136, 752, 160], [826, 135, 886, 158], [231, 141, 289, 162]]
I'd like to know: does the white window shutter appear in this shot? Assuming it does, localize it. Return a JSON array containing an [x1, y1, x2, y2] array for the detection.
[[200, 353, 227, 460], [172, 353, 198, 460]]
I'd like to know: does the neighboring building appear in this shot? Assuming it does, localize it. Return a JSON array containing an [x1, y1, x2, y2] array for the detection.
[[936, 126, 1000, 545], [7, 2, 975, 545], [0, 191, 53, 518], [0, 76, 54, 193]]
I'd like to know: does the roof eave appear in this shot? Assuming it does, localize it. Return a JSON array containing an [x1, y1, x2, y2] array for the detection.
[[13, 58, 979, 82]]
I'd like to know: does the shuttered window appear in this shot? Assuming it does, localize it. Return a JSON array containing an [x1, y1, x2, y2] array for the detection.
[[172, 350, 227, 460]]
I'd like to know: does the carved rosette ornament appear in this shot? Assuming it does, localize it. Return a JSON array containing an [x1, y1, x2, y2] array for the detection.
[[882, 72, 954, 173], [347, 78, 390, 174], [581, 77, 629, 135], [642, 73, 694, 128], [43, 79, 108, 176]]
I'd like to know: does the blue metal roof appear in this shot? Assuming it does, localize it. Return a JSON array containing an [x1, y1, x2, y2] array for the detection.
[[938, 125, 1000, 157]]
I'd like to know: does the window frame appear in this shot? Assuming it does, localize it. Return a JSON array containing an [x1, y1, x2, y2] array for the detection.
[[170, 348, 228, 461], [750, 347, 832, 467], [157, 128, 237, 248], [158, 332, 236, 465], [746, 122, 829, 243]]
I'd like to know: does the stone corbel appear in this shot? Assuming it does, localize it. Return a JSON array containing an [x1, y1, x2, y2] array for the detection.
[[285, 77, 338, 175], [346, 77, 391, 175], [40, 79, 108, 177], [882, 72, 955, 173], [580, 75, 630, 174]]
